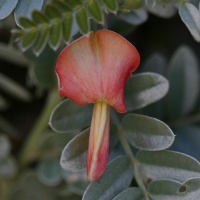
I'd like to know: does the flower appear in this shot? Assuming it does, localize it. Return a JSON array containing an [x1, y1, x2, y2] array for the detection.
[[56, 30, 140, 181]]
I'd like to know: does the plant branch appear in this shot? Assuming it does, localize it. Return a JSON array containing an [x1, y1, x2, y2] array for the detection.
[[18, 88, 61, 168]]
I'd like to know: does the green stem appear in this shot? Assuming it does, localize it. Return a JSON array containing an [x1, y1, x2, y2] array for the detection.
[[117, 128, 135, 161], [117, 128, 150, 200], [18, 89, 61, 168]]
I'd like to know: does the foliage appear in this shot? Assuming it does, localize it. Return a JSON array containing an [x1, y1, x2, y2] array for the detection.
[[0, 0, 200, 200]]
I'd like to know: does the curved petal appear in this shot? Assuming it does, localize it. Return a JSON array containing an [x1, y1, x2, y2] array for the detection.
[[95, 30, 140, 112], [56, 30, 140, 112], [56, 32, 101, 105]]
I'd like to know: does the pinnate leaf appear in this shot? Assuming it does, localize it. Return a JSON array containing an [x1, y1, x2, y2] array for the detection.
[[113, 187, 144, 200], [87, 0, 103, 22], [49, 99, 93, 133], [179, 3, 200, 42], [37, 158, 62, 186], [118, 9, 147, 26], [148, 178, 200, 199], [0, 0, 18, 19], [125, 72, 169, 111], [38, 131, 73, 159], [44, 4, 61, 19], [122, 114, 174, 150], [32, 10, 49, 24], [21, 28, 38, 51], [102, 0, 118, 12], [76, 7, 89, 34], [33, 25, 49, 56], [62, 13, 73, 42], [19, 17, 36, 28], [48, 19, 62, 50], [136, 150, 200, 182], [165, 46, 199, 119], [60, 129, 89, 171], [14, 0, 44, 27], [51, 0, 72, 12], [142, 53, 167, 74], [83, 156, 133, 200]]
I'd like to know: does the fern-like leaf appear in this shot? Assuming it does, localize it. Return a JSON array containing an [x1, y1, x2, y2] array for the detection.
[[12, 0, 119, 56]]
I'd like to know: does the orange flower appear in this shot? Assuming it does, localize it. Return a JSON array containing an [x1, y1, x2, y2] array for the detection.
[[56, 30, 140, 181]]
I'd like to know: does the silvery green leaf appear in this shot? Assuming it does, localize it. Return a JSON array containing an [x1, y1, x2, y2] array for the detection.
[[122, 114, 174, 150], [125, 73, 169, 111], [146, 2, 177, 18], [113, 187, 144, 200], [49, 99, 92, 133], [60, 129, 89, 171], [83, 156, 133, 200], [148, 178, 200, 199], [37, 158, 62, 186], [136, 150, 200, 182], [118, 9, 148, 26], [179, 3, 200, 42], [0, 0, 18, 19], [165, 46, 199, 119]]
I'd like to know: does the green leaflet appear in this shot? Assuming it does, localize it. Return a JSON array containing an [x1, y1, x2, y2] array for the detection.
[[21, 28, 38, 51], [76, 7, 89, 34], [19, 17, 36, 28], [113, 187, 144, 200], [148, 178, 200, 199], [136, 150, 200, 182], [179, 3, 200, 42], [37, 158, 62, 186], [60, 129, 89, 171], [49, 19, 62, 50], [49, 99, 93, 133], [62, 13, 73, 42], [87, 0, 103, 22], [165, 46, 199, 119], [102, 0, 118, 12], [83, 156, 133, 200], [122, 114, 174, 151], [33, 24, 49, 56], [125, 72, 169, 111]]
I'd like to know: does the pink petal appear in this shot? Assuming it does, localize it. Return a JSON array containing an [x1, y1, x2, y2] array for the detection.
[[87, 102, 110, 181], [56, 32, 101, 105], [95, 30, 140, 112], [56, 30, 140, 112]]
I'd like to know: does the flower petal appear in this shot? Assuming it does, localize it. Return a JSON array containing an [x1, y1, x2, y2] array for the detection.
[[56, 30, 140, 112], [87, 102, 110, 181], [56, 32, 101, 105], [95, 30, 140, 112]]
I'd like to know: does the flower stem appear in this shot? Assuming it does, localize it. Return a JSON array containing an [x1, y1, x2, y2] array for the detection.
[[18, 89, 61, 168]]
